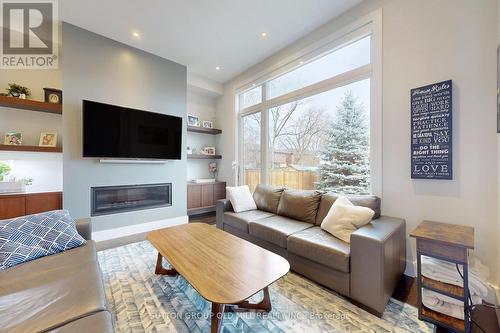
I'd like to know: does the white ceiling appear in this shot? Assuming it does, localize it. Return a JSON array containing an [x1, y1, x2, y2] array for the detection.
[[61, 0, 363, 83]]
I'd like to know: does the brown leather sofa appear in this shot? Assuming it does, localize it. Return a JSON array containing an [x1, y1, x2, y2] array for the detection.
[[0, 218, 115, 333], [216, 185, 406, 316]]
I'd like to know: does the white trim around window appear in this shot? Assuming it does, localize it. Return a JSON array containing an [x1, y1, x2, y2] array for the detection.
[[235, 9, 383, 196]]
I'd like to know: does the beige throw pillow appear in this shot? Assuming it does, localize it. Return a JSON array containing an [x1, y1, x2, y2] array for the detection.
[[320, 196, 375, 243], [226, 185, 257, 213]]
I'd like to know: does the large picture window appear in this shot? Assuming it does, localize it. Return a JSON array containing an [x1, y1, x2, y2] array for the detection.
[[242, 112, 261, 193], [238, 26, 379, 195]]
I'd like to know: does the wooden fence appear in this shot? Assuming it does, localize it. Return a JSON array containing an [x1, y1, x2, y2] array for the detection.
[[244, 169, 318, 192]]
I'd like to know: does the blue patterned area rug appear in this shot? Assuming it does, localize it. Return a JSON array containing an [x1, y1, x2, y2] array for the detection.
[[97, 241, 433, 333]]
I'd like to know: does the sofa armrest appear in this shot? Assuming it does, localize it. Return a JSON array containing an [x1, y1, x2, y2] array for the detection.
[[76, 218, 92, 240], [350, 216, 406, 316], [216, 199, 233, 229]]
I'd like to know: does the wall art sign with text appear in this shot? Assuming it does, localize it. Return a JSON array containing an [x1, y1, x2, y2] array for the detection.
[[411, 80, 452, 180]]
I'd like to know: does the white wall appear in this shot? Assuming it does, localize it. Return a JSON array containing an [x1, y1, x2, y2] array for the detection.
[[216, 0, 499, 285], [497, 0, 500, 290], [0, 152, 62, 192], [0, 107, 62, 148], [186, 89, 218, 180], [62, 23, 187, 232], [0, 67, 63, 192]]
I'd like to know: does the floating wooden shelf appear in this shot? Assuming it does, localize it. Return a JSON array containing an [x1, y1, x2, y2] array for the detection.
[[187, 126, 222, 135], [0, 95, 62, 114], [0, 145, 62, 153], [421, 276, 464, 300], [421, 306, 464, 332], [187, 154, 221, 160]]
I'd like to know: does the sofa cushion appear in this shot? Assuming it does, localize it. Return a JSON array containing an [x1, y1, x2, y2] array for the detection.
[[48, 311, 114, 333], [315, 193, 381, 225], [320, 196, 375, 243], [223, 210, 275, 233], [248, 215, 312, 248], [287, 227, 351, 273], [277, 189, 322, 224], [0, 241, 108, 333], [226, 185, 257, 213], [0, 210, 86, 270], [253, 184, 284, 214]]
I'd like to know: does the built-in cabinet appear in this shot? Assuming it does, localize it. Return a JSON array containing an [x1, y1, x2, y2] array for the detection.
[[0, 191, 62, 219], [187, 181, 226, 215], [186, 122, 225, 215], [186, 126, 222, 160]]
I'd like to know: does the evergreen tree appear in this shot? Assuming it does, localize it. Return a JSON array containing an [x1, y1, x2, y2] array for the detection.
[[317, 91, 370, 194]]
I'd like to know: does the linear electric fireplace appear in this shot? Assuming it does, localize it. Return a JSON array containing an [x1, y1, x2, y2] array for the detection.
[[91, 183, 172, 216]]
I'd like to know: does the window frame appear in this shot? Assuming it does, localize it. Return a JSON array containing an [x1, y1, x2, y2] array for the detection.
[[236, 10, 382, 196]]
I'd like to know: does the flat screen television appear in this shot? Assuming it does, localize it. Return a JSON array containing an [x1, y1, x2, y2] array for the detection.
[[82, 100, 182, 160]]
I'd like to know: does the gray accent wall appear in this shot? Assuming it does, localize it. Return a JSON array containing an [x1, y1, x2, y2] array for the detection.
[[62, 23, 187, 232]]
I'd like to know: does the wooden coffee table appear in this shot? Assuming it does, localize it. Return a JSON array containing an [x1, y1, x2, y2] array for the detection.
[[147, 223, 290, 333]]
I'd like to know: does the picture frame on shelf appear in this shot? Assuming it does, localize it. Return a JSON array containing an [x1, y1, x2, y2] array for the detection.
[[39, 132, 58, 147], [43, 88, 63, 104], [4, 132, 22, 145], [203, 147, 216, 155], [187, 114, 200, 127], [202, 121, 213, 129]]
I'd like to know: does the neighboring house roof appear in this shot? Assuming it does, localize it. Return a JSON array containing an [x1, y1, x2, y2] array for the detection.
[[290, 164, 318, 172]]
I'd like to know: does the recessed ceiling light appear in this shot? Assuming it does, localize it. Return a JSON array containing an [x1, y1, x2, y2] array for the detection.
[[261, 32, 268, 37], [299, 60, 304, 65], [132, 31, 140, 38], [215, 66, 221, 71]]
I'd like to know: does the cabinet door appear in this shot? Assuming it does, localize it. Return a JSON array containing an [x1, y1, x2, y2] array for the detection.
[[26, 192, 62, 215], [201, 184, 214, 207], [0, 197, 26, 219], [187, 185, 202, 209], [214, 182, 226, 201]]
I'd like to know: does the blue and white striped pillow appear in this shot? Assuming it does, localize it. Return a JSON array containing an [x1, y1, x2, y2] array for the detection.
[[0, 210, 86, 270]]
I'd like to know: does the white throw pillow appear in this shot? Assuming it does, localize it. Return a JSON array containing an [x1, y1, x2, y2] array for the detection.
[[320, 196, 375, 243], [226, 185, 257, 213]]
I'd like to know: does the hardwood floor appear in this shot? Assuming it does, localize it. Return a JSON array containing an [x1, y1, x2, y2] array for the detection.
[[189, 212, 217, 225], [392, 274, 418, 306], [189, 213, 499, 332]]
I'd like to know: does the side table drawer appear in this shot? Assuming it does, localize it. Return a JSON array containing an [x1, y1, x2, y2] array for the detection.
[[417, 239, 467, 263]]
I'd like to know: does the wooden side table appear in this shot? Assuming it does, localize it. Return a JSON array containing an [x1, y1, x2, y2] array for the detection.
[[410, 221, 474, 333]]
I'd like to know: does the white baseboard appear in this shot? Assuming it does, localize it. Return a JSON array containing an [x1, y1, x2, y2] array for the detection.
[[404, 259, 416, 277], [92, 215, 188, 242]]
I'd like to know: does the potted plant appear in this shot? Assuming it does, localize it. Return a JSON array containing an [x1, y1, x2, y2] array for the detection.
[[0, 162, 11, 181], [6, 83, 31, 98], [0, 162, 32, 193]]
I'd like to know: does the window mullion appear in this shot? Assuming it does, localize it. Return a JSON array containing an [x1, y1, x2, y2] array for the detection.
[[261, 83, 269, 186], [239, 64, 371, 116]]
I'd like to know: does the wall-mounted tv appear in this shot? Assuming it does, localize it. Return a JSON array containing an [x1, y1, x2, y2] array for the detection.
[[83, 100, 182, 160]]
